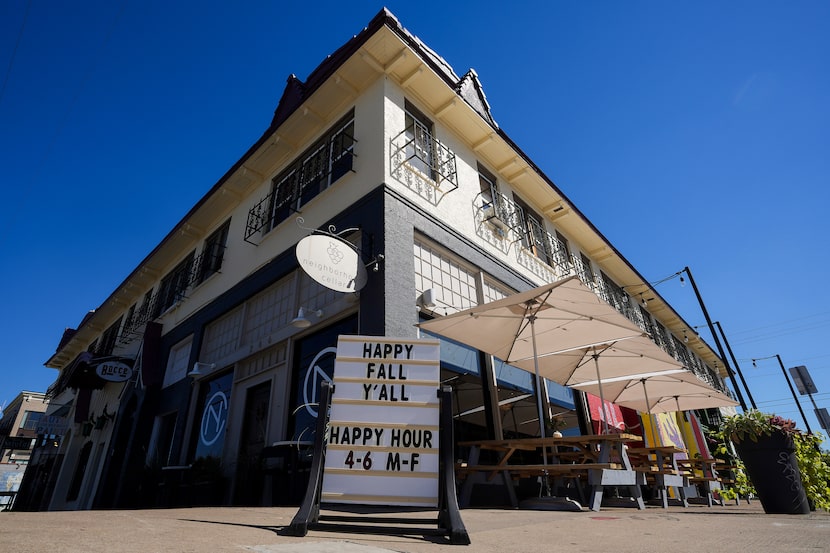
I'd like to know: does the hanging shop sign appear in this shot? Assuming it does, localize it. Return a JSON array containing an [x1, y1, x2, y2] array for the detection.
[[321, 335, 441, 507], [3, 436, 35, 450], [36, 415, 70, 436], [94, 360, 133, 382], [295, 234, 368, 293]]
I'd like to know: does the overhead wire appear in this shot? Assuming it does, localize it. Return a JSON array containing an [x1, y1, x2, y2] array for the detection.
[[727, 311, 830, 347]]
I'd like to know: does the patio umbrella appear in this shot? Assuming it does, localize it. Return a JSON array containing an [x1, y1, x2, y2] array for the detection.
[[571, 370, 738, 414], [526, 335, 689, 433], [418, 276, 650, 509], [572, 370, 738, 443], [417, 275, 646, 443]]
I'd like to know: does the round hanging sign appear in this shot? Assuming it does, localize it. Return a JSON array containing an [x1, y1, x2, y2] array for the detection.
[[296, 234, 368, 293], [95, 361, 133, 382]]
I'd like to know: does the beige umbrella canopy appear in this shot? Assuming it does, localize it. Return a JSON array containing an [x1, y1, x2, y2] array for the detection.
[[535, 336, 689, 433], [573, 370, 738, 447], [417, 276, 646, 376], [572, 370, 739, 414], [417, 276, 648, 440], [418, 278, 691, 435], [529, 334, 687, 388]]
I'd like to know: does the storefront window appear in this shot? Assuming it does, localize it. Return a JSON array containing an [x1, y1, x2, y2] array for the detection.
[[289, 316, 358, 442], [190, 371, 234, 461]]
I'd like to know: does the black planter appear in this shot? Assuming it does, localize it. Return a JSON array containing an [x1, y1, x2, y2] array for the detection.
[[735, 432, 810, 514]]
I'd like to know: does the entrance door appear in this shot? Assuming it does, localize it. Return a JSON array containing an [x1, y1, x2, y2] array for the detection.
[[234, 381, 271, 505]]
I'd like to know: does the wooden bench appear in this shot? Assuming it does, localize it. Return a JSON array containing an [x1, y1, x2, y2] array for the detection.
[[458, 462, 620, 480], [677, 459, 722, 506], [627, 446, 689, 508]]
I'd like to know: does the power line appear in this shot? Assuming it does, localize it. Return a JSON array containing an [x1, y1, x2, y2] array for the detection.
[[727, 310, 830, 337], [728, 312, 830, 347]]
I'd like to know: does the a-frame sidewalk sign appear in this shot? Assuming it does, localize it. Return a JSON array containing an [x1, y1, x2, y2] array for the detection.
[[288, 335, 470, 545]]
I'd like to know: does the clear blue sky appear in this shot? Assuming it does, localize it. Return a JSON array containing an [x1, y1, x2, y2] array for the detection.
[[2, 1, 828, 434]]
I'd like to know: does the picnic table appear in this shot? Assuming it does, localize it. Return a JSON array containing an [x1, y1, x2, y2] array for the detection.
[[626, 445, 689, 508], [677, 456, 723, 506], [457, 433, 645, 511]]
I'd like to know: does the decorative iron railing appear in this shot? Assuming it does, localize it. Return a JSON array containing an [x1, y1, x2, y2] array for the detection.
[[390, 123, 458, 192], [245, 132, 356, 244]]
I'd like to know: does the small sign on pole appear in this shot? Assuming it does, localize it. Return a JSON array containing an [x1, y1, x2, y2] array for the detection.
[[789, 365, 819, 396], [816, 408, 830, 432]]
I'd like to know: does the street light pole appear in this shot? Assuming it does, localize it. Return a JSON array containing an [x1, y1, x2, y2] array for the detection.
[[775, 354, 813, 434], [714, 321, 756, 409], [682, 267, 747, 410]]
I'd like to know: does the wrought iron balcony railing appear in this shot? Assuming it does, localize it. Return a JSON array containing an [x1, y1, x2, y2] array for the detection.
[[477, 191, 521, 234], [191, 245, 226, 285], [245, 115, 356, 244], [391, 122, 458, 193]]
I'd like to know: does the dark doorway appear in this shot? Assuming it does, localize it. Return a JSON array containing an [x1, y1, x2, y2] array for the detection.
[[234, 380, 271, 505]]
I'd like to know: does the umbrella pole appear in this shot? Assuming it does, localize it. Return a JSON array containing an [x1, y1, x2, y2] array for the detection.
[[593, 354, 610, 434], [641, 379, 658, 447], [529, 315, 552, 496], [674, 396, 692, 454]]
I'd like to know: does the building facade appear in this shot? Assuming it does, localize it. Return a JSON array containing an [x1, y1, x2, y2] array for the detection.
[[0, 392, 50, 509], [0, 392, 50, 465], [20, 9, 734, 511]]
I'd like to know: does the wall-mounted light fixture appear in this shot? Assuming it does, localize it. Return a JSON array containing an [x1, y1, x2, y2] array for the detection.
[[418, 288, 436, 309], [188, 362, 215, 380], [292, 307, 323, 328]]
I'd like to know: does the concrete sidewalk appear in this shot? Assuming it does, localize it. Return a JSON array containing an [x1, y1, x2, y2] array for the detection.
[[1, 502, 828, 552]]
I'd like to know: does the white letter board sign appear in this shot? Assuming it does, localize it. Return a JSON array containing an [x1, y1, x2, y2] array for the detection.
[[321, 335, 441, 507]]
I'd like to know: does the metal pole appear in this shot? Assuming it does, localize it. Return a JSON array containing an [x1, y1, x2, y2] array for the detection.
[[529, 314, 553, 497], [641, 379, 658, 446], [775, 354, 813, 434], [683, 267, 747, 411], [593, 353, 610, 435], [714, 321, 756, 409]]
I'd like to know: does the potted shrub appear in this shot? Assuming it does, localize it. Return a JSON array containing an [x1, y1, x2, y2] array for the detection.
[[720, 410, 810, 514], [546, 414, 567, 438]]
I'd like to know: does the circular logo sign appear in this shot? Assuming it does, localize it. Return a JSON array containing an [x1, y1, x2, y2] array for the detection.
[[296, 235, 367, 293], [303, 347, 337, 418], [200, 391, 229, 446]]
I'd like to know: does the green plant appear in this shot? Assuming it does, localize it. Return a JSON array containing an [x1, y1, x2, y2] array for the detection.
[[545, 414, 567, 434], [707, 425, 756, 501], [719, 409, 797, 443], [716, 462, 755, 502], [793, 432, 830, 511]]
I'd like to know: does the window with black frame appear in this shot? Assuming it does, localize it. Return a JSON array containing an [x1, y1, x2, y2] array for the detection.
[[577, 252, 594, 286], [478, 163, 499, 210], [96, 317, 123, 356], [266, 110, 355, 232], [404, 99, 436, 179], [195, 219, 230, 285], [154, 252, 195, 316], [289, 316, 358, 443], [189, 371, 234, 462], [514, 197, 553, 266]]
